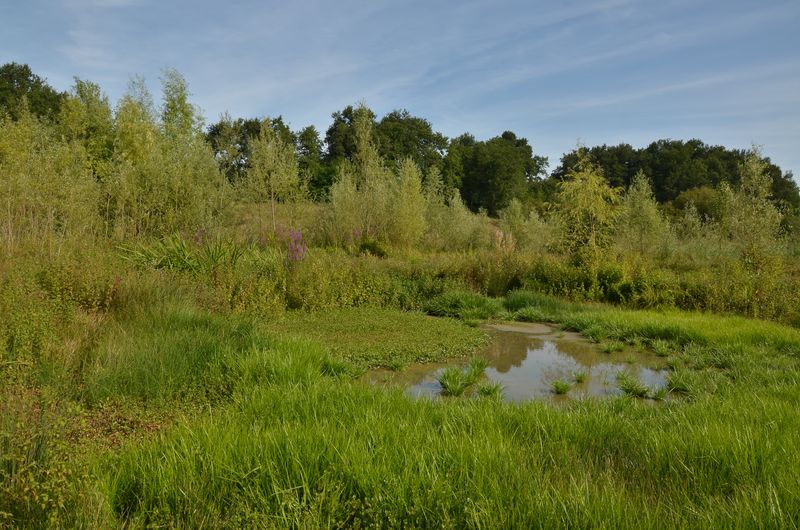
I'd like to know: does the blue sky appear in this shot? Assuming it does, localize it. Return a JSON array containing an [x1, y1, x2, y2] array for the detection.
[[2, 0, 799, 177]]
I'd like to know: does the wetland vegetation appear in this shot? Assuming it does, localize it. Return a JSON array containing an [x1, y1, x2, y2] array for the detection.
[[2, 64, 800, 527]]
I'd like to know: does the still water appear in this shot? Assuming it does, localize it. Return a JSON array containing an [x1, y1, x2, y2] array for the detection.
[[366, 322, 669, 402]]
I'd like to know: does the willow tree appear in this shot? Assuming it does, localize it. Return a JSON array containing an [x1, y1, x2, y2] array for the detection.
[[326, 104, 394, 245], [245, 120, 303, 233], [58, 79, 114, 180], [556, 150, 620, 278], [389, 158, 426, 248], [615, 170, 671, 259], [498, 198, 551, 252], [106, 74, 223, 237], [717, 148, 784, 267], [0, 107, 100, 247]]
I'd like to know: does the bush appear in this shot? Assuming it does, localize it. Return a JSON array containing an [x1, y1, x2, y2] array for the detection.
[[0, 112, 101, 247], [423, 289, 501, 320]]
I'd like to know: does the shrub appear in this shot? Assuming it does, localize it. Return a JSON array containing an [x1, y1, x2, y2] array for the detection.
[[423, 289, 501, 320], [0, 111, 101, 247]]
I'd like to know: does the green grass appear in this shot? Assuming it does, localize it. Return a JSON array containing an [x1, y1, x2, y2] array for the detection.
[[601, 341, 625, 353], [7, 278, 800, 528], [83, 303, 270, 404], [573, 371, 587, 384], [437, 366, 470, 396], [616, 371, 650, 398], [651, 386, 669, 401], [650, 338, 671, 357], [438, 358, 489, 397], [262, 307, 488, 370], [465, 357, 489, 385], [423, 289, 503, 320], [94, 318, 800, 528], [477, 381, 503, 399], [552, 380, 571, 395]]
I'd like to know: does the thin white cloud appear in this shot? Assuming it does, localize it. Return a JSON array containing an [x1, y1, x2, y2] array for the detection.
[[59, 28, 117, 70], [542, 60, 800, 116], [63, 0, 143, 8], [8, 0, 796, 177]]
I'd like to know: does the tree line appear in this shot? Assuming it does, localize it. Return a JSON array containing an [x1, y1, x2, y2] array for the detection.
[[2, 61, 798, 224]]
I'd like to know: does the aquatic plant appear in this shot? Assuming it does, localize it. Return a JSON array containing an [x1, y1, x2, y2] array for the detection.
[[476, 382, 503, 399], [667, 370, 690, 394], [552, 380, 571, 395], [437, 358, 489, 397], [616, 372, 649, 398], [465, 358, 489, 386], [651, 386, 669, 401], [438, 367, 469, 396], [602, 341, 625, 353]]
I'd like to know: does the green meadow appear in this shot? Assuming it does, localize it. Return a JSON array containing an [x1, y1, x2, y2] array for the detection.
[[2, 66, 800, 528]]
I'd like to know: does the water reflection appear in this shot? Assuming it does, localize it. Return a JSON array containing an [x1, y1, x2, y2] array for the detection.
[[366, 325, 669, 402]]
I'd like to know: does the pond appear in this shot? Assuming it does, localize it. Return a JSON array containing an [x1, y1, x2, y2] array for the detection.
[[365, 322, 670, 402]]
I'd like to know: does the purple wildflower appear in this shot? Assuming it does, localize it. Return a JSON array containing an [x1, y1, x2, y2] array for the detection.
[[286, 228, 307, 264]]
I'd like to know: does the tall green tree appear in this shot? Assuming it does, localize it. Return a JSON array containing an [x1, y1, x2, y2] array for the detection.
[[441, 133, 475, 191], [556, 149, 620, 271], [246, 119, 303, 233], [553, 140, 799, 210], [324, 104, 377, 163], [615, 170, 671, 258], [59, 78, 114, 179], [374, 109, 448, 175], [389, 158, 427, 248], [0, 62, 65, 121], [206, 115, 297, 185], [296, 125, 330, 197], [459, 131, 547, 215], [206, 115, 262, 183], [716, 148, 784, 263], [107, 74, 224, 237], [326, 104, 395, 245], [160, 68, 203, 139]]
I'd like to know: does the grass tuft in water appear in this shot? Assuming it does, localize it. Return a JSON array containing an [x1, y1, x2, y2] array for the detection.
[[465, 358, 489, 386], [667, 370, 690, 393], [437, 367, 470, 396], [583, 325, 608, 343], [601, 341, 625, 353], [438, 358, 489, 397], [616, 371, 649, 398], [552, 380, 571, 395], [651, 386, 669, 401], [476, 382, 503, 399], [573, 371, 587, 384]]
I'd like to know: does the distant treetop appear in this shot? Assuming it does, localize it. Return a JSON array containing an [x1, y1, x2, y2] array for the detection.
[[0, 62, 65, 121]]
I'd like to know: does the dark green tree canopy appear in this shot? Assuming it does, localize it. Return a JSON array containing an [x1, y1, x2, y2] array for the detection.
[[456, 131, 548, 215], [553, 140, 799, 211], [0, 62, 65, 120], [297, 125, 323, 169], [296, 125, 332, 197], [374, 109, 448, 174], [206, 116, 262, 183], [324, 105, 377, 162]]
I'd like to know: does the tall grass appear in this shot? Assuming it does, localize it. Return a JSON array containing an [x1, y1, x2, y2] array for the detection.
[[95, 320, 800, 527], [3, 253, 800, 527], [2, 82, 800, 527]]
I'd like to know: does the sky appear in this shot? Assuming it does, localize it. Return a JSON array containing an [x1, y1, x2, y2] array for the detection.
[[2, 0, 799, 177]]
